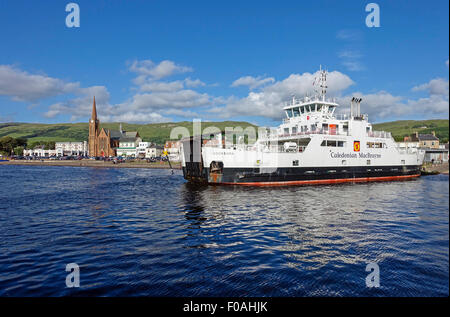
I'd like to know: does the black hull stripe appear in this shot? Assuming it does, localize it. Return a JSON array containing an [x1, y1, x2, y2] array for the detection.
[[183, 164, 422, 185]]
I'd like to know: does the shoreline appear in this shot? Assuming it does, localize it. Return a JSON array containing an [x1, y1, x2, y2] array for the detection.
[[421, 162, 449, 175], [1, 160, 448, 174], [0, 160, 182, 169]]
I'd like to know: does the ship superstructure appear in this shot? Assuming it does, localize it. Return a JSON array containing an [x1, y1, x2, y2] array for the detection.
[[181, 68, 425, 186]]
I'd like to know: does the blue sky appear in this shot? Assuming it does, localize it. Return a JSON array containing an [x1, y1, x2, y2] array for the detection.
[[0, 0, 448, 126]]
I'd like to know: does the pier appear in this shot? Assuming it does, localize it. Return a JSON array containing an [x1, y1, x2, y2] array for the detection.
[[421, 162, 449, 175]]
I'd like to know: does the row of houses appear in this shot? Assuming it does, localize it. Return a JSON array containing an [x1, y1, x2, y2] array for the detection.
[[23, 142, 88, 157], [23, 139, 182, 160], [397, 131, 449, 163], [116, 141, 180, 161]]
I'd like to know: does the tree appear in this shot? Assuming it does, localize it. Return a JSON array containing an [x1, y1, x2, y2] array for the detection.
[[16, 137, 27, 147], [14, 146, 24, 156], [27, 140, 55, 150], [0, 136, 18, 154]]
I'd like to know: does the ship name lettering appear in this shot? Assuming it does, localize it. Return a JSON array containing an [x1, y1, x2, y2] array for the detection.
[[330, 152, 381, 159]]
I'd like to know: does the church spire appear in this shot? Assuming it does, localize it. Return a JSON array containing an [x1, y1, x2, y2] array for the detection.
[[91, 96, 97, 121]]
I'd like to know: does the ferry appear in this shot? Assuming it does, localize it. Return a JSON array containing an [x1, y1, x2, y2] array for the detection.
[[180, 68, 425, 186]]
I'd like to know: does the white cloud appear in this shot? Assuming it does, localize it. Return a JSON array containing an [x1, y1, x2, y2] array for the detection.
[[337, 50, 365, 72], [338, 50, 362, 59], [139, 80, 185, 92], [4, 60, 448, 125], [100, 111, 168, 124], [231, 75, 275, 90], [138, 78, 206, 93], [336, 77, 449, 121], [128, 59, 193, 80], [44, 86, 110, 120], [184, 77, 206, 88], [412, 78, 449, 96], [44, 59, 214, 123], [0, 65, 79, 102], [125, 90, 212, 111], [210, 70, 354, 120], [341, 61, 365, 72], [336, 29, 362, 41], [336, 92, 404, 119]]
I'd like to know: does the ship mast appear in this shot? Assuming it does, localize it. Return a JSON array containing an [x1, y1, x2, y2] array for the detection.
[[313, 65, 328, 101]]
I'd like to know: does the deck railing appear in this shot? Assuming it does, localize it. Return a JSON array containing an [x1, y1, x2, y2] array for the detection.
[[259, 129, 348, 140], [368, 131, 392, 139]]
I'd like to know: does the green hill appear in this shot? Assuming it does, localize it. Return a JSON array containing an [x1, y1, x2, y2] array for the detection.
[[0, 119, 448, 147], [0, 121, 258, 145], [372, 119, 449, 143]]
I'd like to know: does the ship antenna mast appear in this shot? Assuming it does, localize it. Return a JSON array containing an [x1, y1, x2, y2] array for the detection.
[[320, 66, 327, 100], [313, 65, 328, 100]]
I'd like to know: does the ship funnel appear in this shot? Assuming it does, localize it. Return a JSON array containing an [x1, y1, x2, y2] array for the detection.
[[350, 97, 363, 118]]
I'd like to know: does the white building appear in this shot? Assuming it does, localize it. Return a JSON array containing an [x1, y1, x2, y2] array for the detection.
[[397, 141, 419, 149], [145, 145, 163, 158], [23, 148, 57, 157], [55, 141, 88, 156], [164, 141, 181, 161], [136, 142, 151, 158], [423, 148, 449, 163], [116, 136, 142, 157]]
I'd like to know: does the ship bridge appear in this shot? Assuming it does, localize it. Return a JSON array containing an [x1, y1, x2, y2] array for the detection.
[[283, 95, 339, 121]]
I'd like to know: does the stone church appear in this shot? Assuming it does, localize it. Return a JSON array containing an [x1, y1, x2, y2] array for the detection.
[[88, 97, 140, 157]]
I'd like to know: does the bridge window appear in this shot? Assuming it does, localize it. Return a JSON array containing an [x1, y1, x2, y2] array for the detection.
[[321, 140, 345, 147], [300, 106, 305, 114], [367, 142, 385, 148], [293, 107, 300, 117], [317, 104, 322, 112], [286, 109, 293, 118], [327, 140, 337, 147]]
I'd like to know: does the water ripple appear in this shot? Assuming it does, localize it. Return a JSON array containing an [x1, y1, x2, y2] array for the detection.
[[0, 165, 448, 296]]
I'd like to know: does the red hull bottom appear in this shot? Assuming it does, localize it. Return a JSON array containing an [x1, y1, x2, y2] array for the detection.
[[214, 174, 421, 187]]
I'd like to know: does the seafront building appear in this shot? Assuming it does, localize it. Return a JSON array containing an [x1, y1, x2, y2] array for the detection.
[[398, 131, 448, 163], [164, 141, 181, 161], [88, 97, 141, 157], [146, 145, 164, 158], [117, 142, 165, 158], [23, 147, 57, 157], [136, 142, 151, 158], [401, 131, 440, 149], [116, 134, 143, 157], [55, 141, 88, 156]]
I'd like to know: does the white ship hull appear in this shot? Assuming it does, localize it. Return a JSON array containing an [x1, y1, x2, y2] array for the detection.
[[181, 133, 424, 186], [180, 68, 425, 186]]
